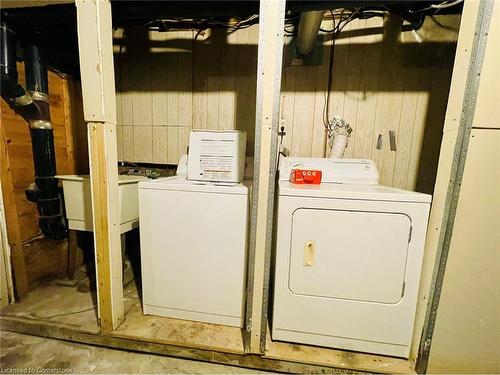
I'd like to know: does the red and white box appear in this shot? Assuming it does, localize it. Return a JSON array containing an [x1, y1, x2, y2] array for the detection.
[[289, 169, 322, 184]]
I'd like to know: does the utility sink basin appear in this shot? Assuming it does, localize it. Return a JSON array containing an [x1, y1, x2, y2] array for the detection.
[[57, 174, 146, 233]]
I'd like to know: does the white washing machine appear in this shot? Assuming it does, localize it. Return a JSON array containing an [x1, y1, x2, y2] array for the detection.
[[139, 175, 250, 327], [271, 157, 431, 358]]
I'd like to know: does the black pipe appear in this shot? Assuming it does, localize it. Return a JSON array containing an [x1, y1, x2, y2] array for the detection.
[[0, 22, 66, 240], [24, 41, 49, 94], [0, 24, 38, 120]]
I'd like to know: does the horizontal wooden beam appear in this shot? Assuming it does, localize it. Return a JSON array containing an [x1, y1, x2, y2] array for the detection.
[[0, 316, 366, 374]]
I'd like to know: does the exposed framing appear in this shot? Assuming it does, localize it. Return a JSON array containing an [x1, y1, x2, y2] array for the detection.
[[0, 316, 371, 374], [76, 0, 123, 333], [245, 0, 287, 354], [27, 0, 490, 372], [249, 0, 495, 366]]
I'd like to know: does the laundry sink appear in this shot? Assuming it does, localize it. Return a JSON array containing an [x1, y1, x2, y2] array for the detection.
[[57, 174, 146, 233]]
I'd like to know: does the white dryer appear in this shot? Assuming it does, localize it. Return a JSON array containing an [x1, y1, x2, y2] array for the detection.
[[139, 176, 250, 327], [271, 158, 431, 358]]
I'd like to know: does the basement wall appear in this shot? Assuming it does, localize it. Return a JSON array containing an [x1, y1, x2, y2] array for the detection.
[[0, 63, 87, 294], [114, 14, 459, 193]]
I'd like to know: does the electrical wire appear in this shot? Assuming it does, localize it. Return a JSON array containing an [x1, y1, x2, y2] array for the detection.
[[409, 0, 464, 14], [30, 307, 96, 320], [115, 28, 126, 92], [144, 13, 301, 37], [144, 15, 261, 33], [323, 8, 362, 129]]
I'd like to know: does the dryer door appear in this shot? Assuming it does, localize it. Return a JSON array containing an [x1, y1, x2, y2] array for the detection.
[[289, 208, 411, 304]]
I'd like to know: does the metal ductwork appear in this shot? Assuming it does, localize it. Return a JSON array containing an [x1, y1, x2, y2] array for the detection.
[[0, 22, 66, 240], [295, 10, 325, 55]]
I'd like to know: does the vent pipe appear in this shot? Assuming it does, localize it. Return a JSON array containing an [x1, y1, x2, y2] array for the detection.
[[296, 10, 325, 55], [0, 22, 66, 240]]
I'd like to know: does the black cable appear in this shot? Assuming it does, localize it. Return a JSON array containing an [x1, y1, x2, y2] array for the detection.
[[323, 8, 362, 129], [144, 15, 262, 33], [115, 28, 126, 92], [323, 10, 338, 129], [33, 307, 96, 319], [191, 28, 204, 108]]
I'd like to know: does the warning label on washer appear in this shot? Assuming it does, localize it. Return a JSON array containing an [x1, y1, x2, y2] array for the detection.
[[199, 139, 235, 180], [199, 155, 233, 180]]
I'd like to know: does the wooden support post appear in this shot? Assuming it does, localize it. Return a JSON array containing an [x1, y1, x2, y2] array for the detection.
[[76, 0, 122, 333], [245, 0, 286, 354], [87, 122, 122, 332]]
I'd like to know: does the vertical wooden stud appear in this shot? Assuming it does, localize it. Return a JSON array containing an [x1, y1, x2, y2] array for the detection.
[[87, 121, 123, 332], [76, 0, 123, 332]]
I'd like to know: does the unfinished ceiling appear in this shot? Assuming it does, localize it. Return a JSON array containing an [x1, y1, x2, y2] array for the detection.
[[1, 1, 463, 78]]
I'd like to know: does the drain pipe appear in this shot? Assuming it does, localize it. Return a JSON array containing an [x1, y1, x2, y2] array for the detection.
[[296, 10, 325, 55], [0, 22, 66, 240]]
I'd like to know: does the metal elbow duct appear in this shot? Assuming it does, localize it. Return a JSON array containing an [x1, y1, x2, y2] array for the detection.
[[296, 10, 325, 55], [0, 22, 66, 240], [1, 24, 38, 119]]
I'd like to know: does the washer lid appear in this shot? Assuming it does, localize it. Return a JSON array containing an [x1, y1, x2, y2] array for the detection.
[[139, 175, 249, 195], [279, 180, 431, 203]]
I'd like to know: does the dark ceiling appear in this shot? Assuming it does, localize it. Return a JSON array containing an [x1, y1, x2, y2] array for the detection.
[[1, 1, 463, 79]]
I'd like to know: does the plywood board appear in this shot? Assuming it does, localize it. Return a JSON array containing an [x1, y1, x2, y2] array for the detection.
[[0, 313, 371, 374], [265, 331, 414, 374], [114, 284, 245, 355]]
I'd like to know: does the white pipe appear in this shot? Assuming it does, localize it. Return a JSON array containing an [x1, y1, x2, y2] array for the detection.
[[296, 10, 325, 55]]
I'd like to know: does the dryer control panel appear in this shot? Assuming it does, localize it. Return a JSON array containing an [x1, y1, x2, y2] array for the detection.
[[279, 157, 379, 185]]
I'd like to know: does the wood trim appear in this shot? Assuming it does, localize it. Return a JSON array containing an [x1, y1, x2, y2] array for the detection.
[[0, 112, 28, 299]]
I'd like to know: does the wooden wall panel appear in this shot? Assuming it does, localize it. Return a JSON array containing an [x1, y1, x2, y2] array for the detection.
[[1, 65, 80, 241], [0, 63, 87, 293], [115, 29, 194, 163], [114, 14, 458, 192]]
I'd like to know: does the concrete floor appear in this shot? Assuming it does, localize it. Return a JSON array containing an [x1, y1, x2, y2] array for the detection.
[[0, 331, 266, 374]]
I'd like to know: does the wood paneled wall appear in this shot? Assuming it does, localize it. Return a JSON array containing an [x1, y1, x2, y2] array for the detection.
[[0, 63, 87, 295], [114, 14, 459, 192], [114, 26, 258, 165]]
